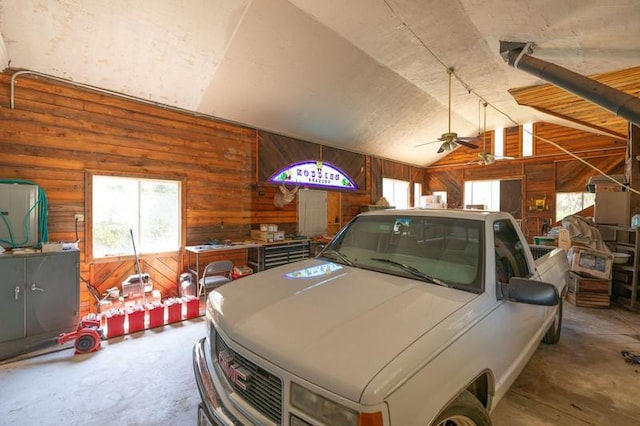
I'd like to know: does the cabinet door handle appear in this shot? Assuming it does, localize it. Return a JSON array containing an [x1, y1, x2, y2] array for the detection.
[[31, 283, 45, 292], [15, 286, 20, 300]]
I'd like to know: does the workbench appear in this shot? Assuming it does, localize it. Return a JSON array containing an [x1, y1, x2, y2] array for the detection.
[[185, 243, 262, 284]]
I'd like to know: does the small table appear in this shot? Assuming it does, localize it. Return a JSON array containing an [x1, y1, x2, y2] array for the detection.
[[185, 243, 262, 284]]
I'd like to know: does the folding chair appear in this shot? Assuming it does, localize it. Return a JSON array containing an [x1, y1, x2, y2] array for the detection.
[[198, 260, 233, 297]]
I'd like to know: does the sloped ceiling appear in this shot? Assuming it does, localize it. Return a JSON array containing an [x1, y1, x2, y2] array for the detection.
[[1, 0, 639, 166]]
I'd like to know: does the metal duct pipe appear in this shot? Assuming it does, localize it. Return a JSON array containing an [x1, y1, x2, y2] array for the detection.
[[500, 41, 640, 128]]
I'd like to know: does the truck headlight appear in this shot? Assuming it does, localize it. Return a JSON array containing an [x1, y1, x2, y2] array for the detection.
[[291, 382, 382, 426]]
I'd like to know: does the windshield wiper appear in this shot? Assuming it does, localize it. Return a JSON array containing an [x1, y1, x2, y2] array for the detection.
[[370, 258, 449, 288], [321, 249, 354, 266]]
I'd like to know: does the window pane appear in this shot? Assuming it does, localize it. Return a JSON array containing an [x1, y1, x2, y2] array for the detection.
[[494, 128, 504, 157], [414, 183, 422, 208], [140, 181, 180, 253], [464, 180, 500, 211], [382, 178, 410, 209], [93, 176, 138, 257], [522, 123, 533, 157], [556, 192, 595, 222]]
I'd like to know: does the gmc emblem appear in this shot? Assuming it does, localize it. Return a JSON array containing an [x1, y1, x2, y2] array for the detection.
[[218, 350, 251, 390]]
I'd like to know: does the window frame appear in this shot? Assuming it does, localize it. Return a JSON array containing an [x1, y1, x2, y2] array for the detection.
[[85, 170, 187, 264]]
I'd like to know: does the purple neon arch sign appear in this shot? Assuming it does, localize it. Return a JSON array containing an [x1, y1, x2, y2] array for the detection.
[[268, 161, 358, 190]]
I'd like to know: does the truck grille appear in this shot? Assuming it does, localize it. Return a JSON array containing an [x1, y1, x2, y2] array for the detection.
[[213, 328, 283, 424]]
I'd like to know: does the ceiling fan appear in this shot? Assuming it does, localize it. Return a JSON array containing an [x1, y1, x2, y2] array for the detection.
[[467, 102, 515, 166], [415, 68, 479, 153]]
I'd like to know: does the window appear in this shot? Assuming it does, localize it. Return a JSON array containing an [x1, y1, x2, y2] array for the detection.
[[327, 214, 483, 292], [414, 183, 422, 207], [494, 128, 504, 157], [464, 180, 500, 211], [556, 192, 595, 222], [522, 123, 533, 157], [383, 178, 410, 209], [90, 174, 182, 259]]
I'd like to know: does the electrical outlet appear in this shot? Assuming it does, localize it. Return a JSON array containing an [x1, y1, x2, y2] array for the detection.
[[74, 214, 85, 222]]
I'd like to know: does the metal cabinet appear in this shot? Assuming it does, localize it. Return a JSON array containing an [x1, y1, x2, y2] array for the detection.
[[248, 240, 310, 272], [0, 250, 80, 360]]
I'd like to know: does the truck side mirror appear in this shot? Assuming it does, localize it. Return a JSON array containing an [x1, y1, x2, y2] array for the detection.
[[499, 277, 559, 306]]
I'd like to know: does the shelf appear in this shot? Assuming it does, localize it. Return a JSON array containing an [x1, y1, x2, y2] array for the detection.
[[596, 224, 639, 310], [609, 242, 636, 251], [613, 264, 635, 272]]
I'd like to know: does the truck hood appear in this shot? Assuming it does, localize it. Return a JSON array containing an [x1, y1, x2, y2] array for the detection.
[[210, 258, 478, 402]]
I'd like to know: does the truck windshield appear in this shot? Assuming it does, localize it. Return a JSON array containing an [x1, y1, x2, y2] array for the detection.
[[321, 215, 484, 293]]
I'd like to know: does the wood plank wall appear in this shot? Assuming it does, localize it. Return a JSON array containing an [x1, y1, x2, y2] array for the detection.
[[425, 122, 626, 240], [0, 71, 255, 315]]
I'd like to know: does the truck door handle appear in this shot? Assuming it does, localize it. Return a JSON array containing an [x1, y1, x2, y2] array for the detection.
[[15, 286, 20, 300], [31, 283, 45, 292]]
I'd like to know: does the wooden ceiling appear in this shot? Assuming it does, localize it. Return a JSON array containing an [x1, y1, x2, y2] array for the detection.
[[509, 66, 640, 140]]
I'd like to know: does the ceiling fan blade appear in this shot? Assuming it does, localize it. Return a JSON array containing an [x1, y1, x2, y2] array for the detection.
[[456, 140, 479, 149]]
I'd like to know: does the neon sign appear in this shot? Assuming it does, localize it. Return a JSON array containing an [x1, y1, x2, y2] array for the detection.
[[268, 161, 357, 190]]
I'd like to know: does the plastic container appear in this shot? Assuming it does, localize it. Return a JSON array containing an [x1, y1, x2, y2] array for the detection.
[[127, 309, 145, 334], [147, 305, 165, 328], [631, 214, 640, 229], [183, 297, 200, 319], [179, 272, 196, 297], [613, 252, 631, 264], [105, 313, 125, 338], [533, 236, 557, 246], [166, 301, 182, 323]]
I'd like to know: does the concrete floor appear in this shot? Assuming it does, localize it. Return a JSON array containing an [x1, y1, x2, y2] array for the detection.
[[0, 302, 639, 426]]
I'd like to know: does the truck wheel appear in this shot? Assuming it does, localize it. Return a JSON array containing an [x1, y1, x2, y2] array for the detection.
[[433, 390, 491, 426], [542, 299, 563, 344]]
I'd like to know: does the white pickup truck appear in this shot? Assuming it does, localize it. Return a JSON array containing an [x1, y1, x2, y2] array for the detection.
[[193, 209, 569, 426]]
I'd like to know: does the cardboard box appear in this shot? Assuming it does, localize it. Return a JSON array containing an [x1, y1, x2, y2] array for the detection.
[[274, 231, 285, 241], [594, 191, 629, 225], [251, 230, 274, 242], [568, 246, 613, 280], [557, 229, 571, 251], [41, 242, 63, 252]]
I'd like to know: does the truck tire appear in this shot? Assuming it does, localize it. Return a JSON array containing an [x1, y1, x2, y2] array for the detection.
[[433, 390, 491, 426], [542, 299, 563, 344]]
